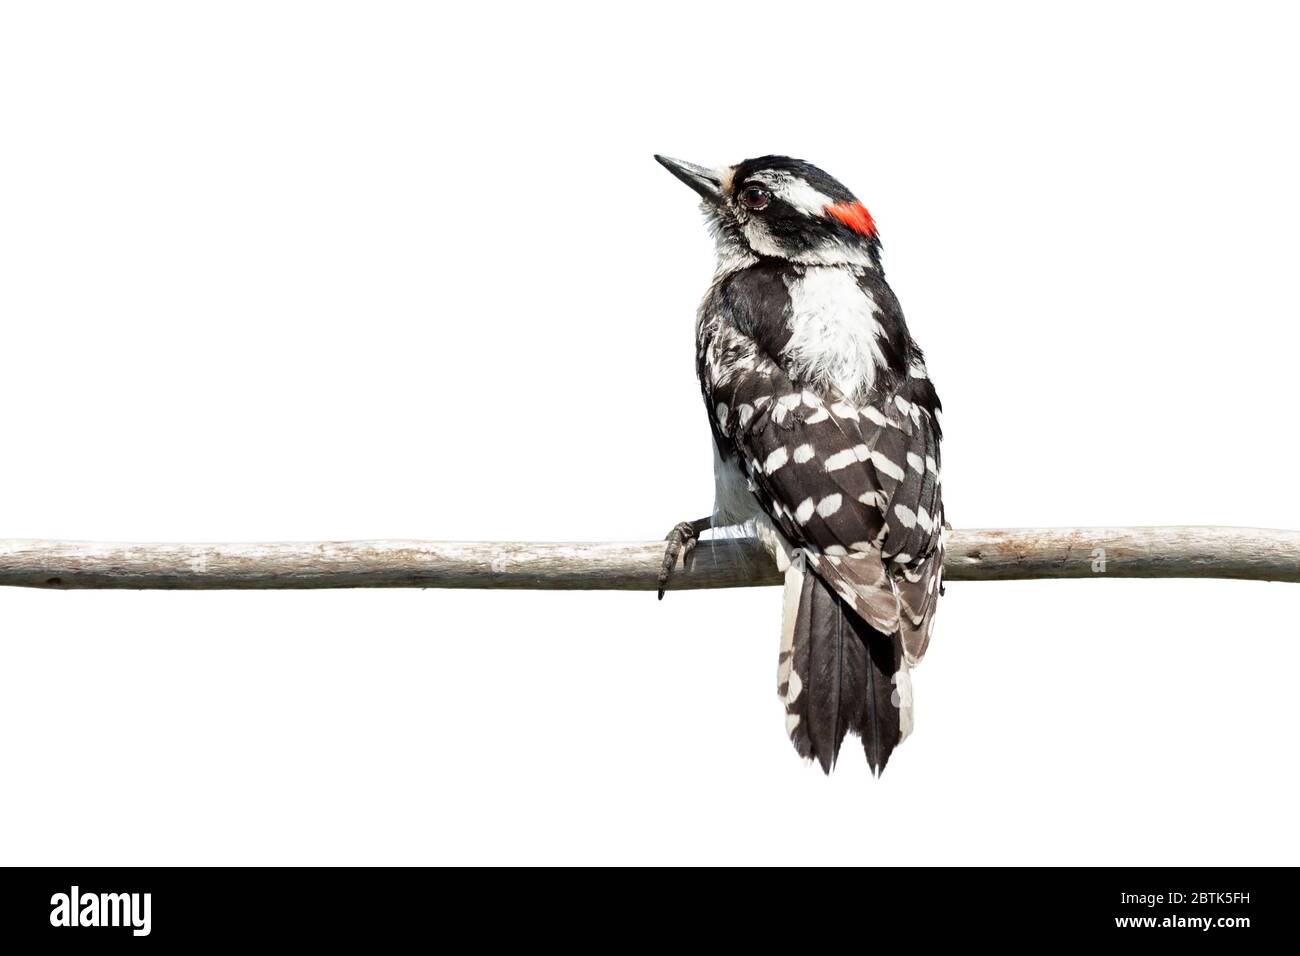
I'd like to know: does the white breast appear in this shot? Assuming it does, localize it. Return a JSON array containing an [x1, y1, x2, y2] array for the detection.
[[782, 267, 886, 401]]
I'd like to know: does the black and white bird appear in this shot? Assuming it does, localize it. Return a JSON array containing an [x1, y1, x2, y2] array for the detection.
[[656, 154, 945, 775]]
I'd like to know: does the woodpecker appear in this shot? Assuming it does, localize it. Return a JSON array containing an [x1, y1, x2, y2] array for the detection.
[[655, 154, 945, 775]]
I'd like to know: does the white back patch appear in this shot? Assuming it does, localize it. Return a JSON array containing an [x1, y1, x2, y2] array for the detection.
[[782, 267, 886, 401]]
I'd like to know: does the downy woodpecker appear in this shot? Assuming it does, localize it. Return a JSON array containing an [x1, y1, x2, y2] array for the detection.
[[656, 155, 945, 775]]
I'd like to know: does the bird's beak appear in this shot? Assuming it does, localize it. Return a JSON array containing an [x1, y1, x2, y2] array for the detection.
[[655, 154, 725, 205]]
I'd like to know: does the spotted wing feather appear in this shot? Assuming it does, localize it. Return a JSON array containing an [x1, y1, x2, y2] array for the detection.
[[698, 270, 945, 770]]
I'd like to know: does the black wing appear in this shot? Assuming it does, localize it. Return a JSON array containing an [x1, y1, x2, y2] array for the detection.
[[698, 271, 944, 662]]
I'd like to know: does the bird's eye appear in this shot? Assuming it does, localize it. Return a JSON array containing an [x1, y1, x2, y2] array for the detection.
[[738, 185, 770, 210]]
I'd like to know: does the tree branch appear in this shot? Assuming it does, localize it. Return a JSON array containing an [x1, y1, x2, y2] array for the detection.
[[1, 527, 1298, 590]]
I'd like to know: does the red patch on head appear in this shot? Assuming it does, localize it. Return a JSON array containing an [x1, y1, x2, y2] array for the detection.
[[824, 201, 876, 237]]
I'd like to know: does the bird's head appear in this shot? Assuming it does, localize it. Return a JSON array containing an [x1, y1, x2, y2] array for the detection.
[[655, 154, 880, 270]]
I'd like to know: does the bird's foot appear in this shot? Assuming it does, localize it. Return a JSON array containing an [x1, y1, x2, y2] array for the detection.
[[657, 516, 712, 600]]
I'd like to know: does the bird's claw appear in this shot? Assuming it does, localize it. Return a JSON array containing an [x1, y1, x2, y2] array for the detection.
[[657, 520, 702, 600]]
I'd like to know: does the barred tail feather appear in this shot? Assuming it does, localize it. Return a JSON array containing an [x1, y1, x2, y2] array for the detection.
[[778, 570, 906, 775]]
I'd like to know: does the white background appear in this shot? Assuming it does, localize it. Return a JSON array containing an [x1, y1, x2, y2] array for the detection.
[[2, 1, 1298, 865]]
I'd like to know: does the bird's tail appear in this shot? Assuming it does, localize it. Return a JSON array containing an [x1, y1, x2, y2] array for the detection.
[[776, 564, 910, 775]]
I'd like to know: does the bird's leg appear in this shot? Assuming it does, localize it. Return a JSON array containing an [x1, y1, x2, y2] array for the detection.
[[657, 516, 714, 600]]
